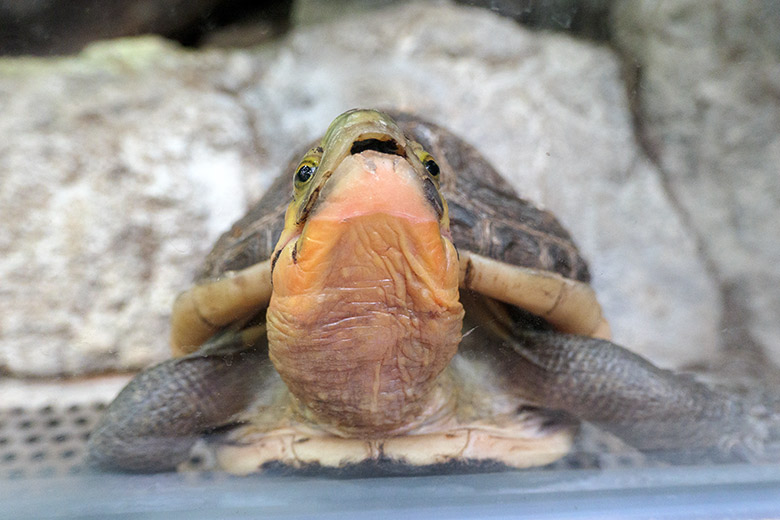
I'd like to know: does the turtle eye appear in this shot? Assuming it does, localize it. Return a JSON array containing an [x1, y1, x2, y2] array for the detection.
[[294, 146, 323, 190], [411, 143, 441, 182], [295, 163, 315, 185], [423, 157, 440, 177], [420, 151, 440, 179], [294, 154, 319, 190]]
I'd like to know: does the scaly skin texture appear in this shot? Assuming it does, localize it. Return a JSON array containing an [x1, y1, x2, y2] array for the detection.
[[87, 326, 273, 472], [504, 330, 771, 463], [88, 319, 776, 472]]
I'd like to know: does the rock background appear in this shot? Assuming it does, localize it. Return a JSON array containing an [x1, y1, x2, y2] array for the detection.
[[1, 1, 778, 390], [612, 0, 780, 379], [0, 41, 262, 374]]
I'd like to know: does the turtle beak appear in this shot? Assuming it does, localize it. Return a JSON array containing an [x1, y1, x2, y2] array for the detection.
[[319, 109, 409, 169], [293, 110, 412, 225]]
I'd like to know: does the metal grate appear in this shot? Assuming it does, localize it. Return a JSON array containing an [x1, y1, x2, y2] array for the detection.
[[0, 402, 650, 480], [0, 373, 653, 479], [0, 402, 107, 480]]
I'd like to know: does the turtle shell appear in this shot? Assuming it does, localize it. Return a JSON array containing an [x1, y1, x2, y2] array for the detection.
[[199, 114, 589, 285]]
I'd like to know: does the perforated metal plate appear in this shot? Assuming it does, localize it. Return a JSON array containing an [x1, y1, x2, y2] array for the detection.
[[0, 402, 106, 480], [0, 401, 650, 480], [0, 370, 657, 479]]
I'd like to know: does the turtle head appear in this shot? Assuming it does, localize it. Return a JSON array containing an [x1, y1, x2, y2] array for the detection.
[[274, 109, 451, 255], [267, 109, 464, 436]]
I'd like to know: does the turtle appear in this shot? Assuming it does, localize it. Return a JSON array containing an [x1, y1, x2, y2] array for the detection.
[[87, 109, 768, 474]]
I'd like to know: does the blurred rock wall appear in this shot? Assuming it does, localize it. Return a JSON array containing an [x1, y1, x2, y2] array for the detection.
[[1, 1, 778, 383], [612, 1, 780, 377]]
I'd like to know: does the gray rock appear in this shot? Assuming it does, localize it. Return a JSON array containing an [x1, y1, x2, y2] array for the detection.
[[612, 0, 780, 369], [0, 39, 261, 375], [0, 2, 719, 376]]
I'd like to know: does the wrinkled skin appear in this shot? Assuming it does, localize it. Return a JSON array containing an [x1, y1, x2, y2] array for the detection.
[[87, 110, 779, 473]]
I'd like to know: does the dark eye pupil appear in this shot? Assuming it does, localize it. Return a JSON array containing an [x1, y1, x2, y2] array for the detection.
[[296, 164, 314, 183], [424, 159, 440, 177]]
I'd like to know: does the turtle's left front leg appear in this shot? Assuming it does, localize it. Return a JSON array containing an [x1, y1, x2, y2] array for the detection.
[[87, 325, 273, 472], [504, 329, 778, 463]]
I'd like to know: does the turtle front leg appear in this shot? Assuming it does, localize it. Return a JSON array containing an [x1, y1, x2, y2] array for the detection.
[[87, 325, 272, 472], [505, 330, 778, 463]]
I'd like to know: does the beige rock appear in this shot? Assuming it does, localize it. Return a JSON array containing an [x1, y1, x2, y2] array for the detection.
[[0, 3, 720, 376], [0, 39, 261, 374], [612, 0, 780, 368]]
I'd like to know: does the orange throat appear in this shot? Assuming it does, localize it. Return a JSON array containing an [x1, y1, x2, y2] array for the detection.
[[266, 153, 463, 436]]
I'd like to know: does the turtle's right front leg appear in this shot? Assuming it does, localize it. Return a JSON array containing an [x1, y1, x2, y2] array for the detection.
[[87, 325, 271, 472], [504, 329, 779, 463]]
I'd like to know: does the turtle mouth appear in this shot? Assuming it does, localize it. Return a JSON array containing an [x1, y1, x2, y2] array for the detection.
[[350, 137, 405, 157]]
